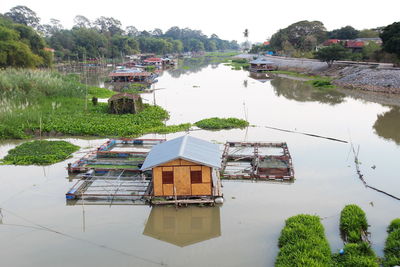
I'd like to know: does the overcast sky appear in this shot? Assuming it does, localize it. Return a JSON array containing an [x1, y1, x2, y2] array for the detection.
[[1, 0, 399, 42]]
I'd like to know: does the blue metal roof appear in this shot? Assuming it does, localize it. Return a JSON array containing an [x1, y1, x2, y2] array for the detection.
[[140, 135, 221, 170]]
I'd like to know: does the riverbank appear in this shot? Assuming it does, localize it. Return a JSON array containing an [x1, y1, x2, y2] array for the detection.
[[235, 54, 400, 94]]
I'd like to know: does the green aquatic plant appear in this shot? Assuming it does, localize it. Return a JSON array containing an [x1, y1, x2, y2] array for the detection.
[[340, 204, 368, 243], [195, 117, 249, 130], [275, 214, 332, 267], [383, 218, 400, 267], [2, 140, 79, 165], [332, 242, 379, 267]]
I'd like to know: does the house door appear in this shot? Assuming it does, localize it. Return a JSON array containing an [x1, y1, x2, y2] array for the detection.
[[174, 166, 191, 195]]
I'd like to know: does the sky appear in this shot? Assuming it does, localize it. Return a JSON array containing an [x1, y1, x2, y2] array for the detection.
[[1, 0, 399, 42]]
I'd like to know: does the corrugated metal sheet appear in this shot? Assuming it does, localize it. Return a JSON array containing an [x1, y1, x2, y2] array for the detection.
[[250, 58, 274, 64], [141, 135, 221, 170]]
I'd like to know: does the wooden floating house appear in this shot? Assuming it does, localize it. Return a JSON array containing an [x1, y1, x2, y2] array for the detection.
[[249, 58, 277, 72], [141, 135, 223, 205], [109, 68, 155, 83]]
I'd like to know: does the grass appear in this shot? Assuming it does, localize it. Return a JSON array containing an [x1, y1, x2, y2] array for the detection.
[[383, 218, 400, 267], [224, 59, 250, 70], [145, 65, 156, 72], [1, 140, 79, 165], [332, 242, 379, 267], [0, 69, 192, 139], [340, 204, 369, 243], [194, 117, 249, 130], [275, 214, 332, 266], [270, 70, 337, 90], [88, 86, 116, 98]]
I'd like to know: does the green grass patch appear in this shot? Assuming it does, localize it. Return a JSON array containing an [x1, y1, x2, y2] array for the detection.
[[2, 140, 79, 165], [275, 214, 332, 266], [0, 69, 192, 140], [332, 242, 379, 267], [383, 218, 400, 267], [145, 65, 156, 72], [340, 204, 369, 243], [224, 59, 250, 70], [308, 78, 336, 90], [195, 117, 249, 130], [88, 86, 116, 98]]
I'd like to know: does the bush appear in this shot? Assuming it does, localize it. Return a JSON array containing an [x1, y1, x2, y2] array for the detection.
[[2, 140, 79, 165], [195, 117, 249, 130], [383, 218, 400, 267], [340, 204, 368, 243], [275, 215, 332, 267]]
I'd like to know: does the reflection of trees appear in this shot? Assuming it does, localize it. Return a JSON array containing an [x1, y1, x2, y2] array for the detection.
[[270, 77, 345, 105], [373, 107, 400, 145], [167, 57, 222, 78]]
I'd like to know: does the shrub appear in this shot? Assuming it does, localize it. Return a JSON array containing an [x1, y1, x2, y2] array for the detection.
[[387, 218, 400, 233], [340, 204, 368, 243], [275, 215, 332, 267], [2, 140, 79, 165], [194, 117, 249, 130]]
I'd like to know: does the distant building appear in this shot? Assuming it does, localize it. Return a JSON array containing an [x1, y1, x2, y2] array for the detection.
[[323, 39, 341, 46]]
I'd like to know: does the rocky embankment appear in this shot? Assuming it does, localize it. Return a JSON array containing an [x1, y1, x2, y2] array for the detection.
[[236, 54, 400, 94]]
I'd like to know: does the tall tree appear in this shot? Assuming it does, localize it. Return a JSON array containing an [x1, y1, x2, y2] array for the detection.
[[73, 15, 91, 28], [380, 22, 400, 58], [5, 5, 41, 29], [125, 26, 139, 37], [94, 16, 123, 36]]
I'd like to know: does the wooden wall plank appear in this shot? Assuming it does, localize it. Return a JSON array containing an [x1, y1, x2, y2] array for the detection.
[[153, 167, 163, 196], [192, 183, 211, 195]]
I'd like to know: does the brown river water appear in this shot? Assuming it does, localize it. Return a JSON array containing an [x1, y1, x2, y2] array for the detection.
[[0, 62, 399, 267]]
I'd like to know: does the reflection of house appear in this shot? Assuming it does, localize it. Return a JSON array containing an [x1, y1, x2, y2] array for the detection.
[[141, 136, 221, 198], [249, 72, 271, 83], [143, 206, 221, 247], [108, 93, 143, 114], [249, 58, 276, 72]]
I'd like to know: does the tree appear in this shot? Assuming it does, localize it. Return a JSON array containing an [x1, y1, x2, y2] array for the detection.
[[358, 29, 379, 38], [73, 15, 91, 28], [270, 21, 327, 53], [315, 44, 349, 67], [125, 26, 139, 37], [5, 5, 40, 29], [151, 28, 163, 37], [380, 22, 400, 58], [328, 26, 359, 39], [94, 16, 123, 36]]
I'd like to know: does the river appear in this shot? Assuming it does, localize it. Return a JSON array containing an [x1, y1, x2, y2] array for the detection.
[[0, 61, 399, 267]]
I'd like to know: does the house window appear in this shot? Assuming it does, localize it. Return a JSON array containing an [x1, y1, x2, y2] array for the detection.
[[162, 171, 173, 184], [190, 171, 202, 184]]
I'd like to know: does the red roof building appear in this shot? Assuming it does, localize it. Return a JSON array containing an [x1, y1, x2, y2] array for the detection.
[[323, 39, 341, 46], [345, 41, 364, 48]]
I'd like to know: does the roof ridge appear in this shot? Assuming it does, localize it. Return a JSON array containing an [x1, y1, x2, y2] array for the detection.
[[178, 135, 189, 157]]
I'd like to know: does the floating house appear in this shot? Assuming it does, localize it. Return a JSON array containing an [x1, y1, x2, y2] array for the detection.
[[249, 58, 277, 72], [143, 57, 163, 66], [141, 136, 222, 201], [109, 68, 153, 83], [108, 93, 143, 114]]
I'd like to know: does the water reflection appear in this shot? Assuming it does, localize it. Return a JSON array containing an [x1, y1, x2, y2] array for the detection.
[[248, 72, 271, 83], [373, 107, 400, 145], [270, 77, 346, 105], [167, 57, 222, 78], [143, 206, 221, 247]]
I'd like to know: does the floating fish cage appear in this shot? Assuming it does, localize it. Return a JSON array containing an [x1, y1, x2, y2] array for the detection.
[[221, 141, 294, 180], [66, 169, 152, 203], [67, 138, 165, 173]]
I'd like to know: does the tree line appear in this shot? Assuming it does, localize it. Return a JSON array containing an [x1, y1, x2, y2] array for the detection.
[[1, 5, 240, 65], [251, 20, 399, 63]]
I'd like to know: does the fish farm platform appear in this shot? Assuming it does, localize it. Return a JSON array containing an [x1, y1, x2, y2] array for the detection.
[[220, 141, 294, 180]]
